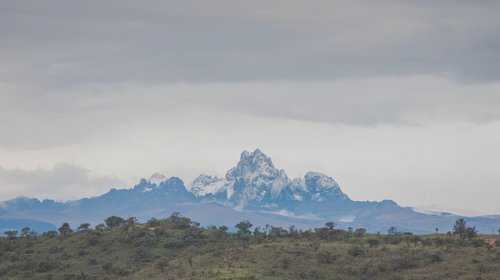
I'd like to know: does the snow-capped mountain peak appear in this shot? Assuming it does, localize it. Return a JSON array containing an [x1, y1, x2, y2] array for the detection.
[[304, 171, 347, 201], [141, 150, 347, 209], [187, 174, 226, 196], [226, 149, 284, 182], [223, 149, 292, 207]]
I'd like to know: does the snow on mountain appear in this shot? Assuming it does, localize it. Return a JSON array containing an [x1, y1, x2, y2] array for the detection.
[[186, 149, 349, 209], [226, 149, 291, 207], [187, 174, 226, 196], [304, 171, 347, 201], [4, 148, 500, 234]]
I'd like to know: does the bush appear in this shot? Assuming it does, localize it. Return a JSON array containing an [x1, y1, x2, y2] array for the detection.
[[317, 251, 336, 264], [471, 239, 483, 247], [367, 238, 380, 247], [348, 246, 365, 257], [430, 253, 443, 263]]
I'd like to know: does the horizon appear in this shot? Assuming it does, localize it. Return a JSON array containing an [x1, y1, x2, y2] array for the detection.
[[1, 1, 500, 217], [1, 148, 497, 218]]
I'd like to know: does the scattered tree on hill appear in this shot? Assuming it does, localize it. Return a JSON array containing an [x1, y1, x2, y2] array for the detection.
[[219, 225, 228, 232], [123, 217, 138, 236], [147, 217, 160, 227], [388, 226, 398, 235], [58, 222, 73, 237], [4, 230, 17, 240], [95, 223, 106, 231], [453, 218, 467, 237], [235, 220, 253, 235], [453, 218, 477, 239], [354, 228, 366, 237], [325, 221, 336, 231], [78, 223, 91, 232], [105, 216, 125, 228], [169, 212, 181, 224], [44, 230, 58, 238], [464, 226, 477, 239], [21, 226, 31, 238]]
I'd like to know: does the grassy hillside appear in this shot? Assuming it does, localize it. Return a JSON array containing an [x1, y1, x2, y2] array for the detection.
[[1, 214, 500, 280]]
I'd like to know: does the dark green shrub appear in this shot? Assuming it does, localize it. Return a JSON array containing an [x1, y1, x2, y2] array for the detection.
[[348, 246, 365, 257], [367, 238, 380, 247]]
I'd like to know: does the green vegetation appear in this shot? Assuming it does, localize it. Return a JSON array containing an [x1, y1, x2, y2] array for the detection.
[[1, 214, 500, 280]]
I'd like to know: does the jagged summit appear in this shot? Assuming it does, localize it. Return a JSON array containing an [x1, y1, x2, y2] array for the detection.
[[184, 149, 348, 210], [4, 148, 499, 234], [148, 172, 167, 185], [132, 149, 348, 211], [187, 174, 225, 196]]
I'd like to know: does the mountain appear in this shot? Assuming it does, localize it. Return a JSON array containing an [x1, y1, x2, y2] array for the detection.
[[187, 149, 349, 212], [1, 149, 500, 234]]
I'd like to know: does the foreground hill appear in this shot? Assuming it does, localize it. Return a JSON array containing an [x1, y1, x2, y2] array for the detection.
[[1, 149, 500, 234], [1, 214, 500, 280]]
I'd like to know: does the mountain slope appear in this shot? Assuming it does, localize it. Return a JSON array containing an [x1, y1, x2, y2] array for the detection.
[[1, 149, 499, 234]]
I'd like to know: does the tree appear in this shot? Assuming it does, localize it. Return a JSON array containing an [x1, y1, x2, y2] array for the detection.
[[4, 230, 17, 240], [45, 230, 58, 238], [354, 228, 366, 238], [453, 218, 477, 239], [464, 226, 477, 239], [235, 220, 253, 235], [95, 223, 106, 231], [78, 223, 91, 232], [58, 222, 73, 237], [105, 216, 125, 228], [289, 225, 299, 238], [170, 212, 181, 224], [325, 221, 336, 231], [388, 226, 398, 235], [435, 228, 439, 234], [21, 227, 31, 238], [219, 225, 228, 232], [453, 218, 467, 238], [123, 217, 138, 236], [147, 217, 160, 227]]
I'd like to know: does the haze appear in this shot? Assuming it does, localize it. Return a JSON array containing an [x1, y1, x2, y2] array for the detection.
[[1, 0, 500, 216]]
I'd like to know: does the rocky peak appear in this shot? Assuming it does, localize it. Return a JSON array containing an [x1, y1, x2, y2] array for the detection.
[[148, 172, 167, 185]]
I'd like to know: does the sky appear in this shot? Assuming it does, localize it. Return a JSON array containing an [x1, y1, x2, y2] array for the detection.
[[1, 0, 500, 216]]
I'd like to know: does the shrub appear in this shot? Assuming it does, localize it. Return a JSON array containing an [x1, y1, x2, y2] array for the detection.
[[367, 238, 380, 247], [430, 253, 443, 263], [348, 246, 365, 257], [317, 251, 336, 264]]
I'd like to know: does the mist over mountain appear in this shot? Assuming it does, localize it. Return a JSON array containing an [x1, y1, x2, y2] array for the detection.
[[1, 149, 499, 234]]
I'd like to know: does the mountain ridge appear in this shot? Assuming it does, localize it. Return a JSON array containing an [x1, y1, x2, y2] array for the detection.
[[1, 149, 499, 234]]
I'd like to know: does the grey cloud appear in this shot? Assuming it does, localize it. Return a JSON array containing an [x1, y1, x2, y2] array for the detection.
[[1, 0, 500, 88], [2, 77, 499, 150], [0, 163, 124, 200]]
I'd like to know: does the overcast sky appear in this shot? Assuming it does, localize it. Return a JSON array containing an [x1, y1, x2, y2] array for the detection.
[[1, 0, 500, 216]]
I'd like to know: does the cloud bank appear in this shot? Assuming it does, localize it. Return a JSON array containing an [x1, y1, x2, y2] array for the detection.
[[0, 163, 124, 201], [1, 0, 500, 87]]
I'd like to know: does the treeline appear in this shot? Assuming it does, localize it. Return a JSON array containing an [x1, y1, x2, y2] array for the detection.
[[3, 213, 499, 246], [1, 213, 500, 279]]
